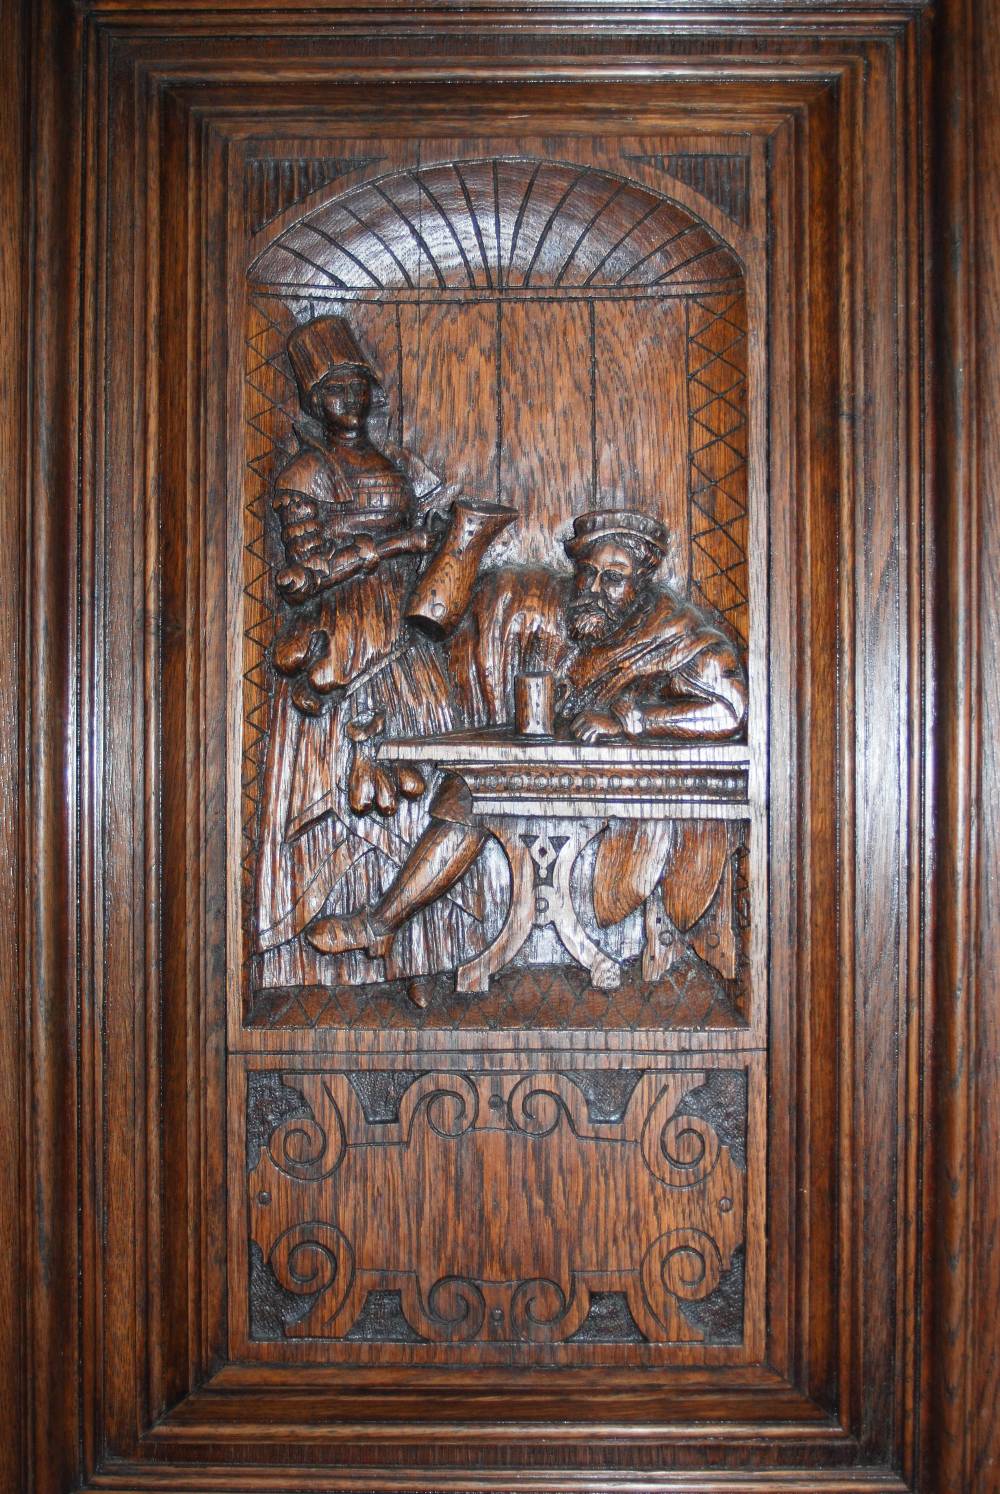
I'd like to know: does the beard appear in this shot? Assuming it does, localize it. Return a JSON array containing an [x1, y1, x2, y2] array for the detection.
[[567, 595, 628, 642]]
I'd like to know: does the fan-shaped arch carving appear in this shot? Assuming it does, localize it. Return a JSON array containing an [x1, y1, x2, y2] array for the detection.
[[249, 158, 743, 293]]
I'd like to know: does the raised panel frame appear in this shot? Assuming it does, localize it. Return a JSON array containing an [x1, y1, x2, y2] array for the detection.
[[5, 2, 995, 1492]]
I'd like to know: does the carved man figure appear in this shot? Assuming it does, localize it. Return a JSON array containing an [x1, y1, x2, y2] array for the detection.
[[447, 508, 745, 739], [307, 509, 746, 966], [253, 316, 488, 992]]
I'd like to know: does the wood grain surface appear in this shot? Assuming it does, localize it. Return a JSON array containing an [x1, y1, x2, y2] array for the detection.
[[0, 5, 28, 1491]]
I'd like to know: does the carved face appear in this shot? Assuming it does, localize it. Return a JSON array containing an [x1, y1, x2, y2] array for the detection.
[[312, 371, 373, 439], [568, 538, 643, 641]]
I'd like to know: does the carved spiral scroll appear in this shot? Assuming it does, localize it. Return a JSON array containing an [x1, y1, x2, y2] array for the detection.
[[510, 1277, 589, 1343], [268, 1095, 346, 1181], [269, 1222, 355, 1317], [397, 1072, 481, 1140], [641, 1228, 723, 1327], [425, 1276, 487, 1341], [506, 1077, 572, 1137], [640, 1086, 722, 1187]]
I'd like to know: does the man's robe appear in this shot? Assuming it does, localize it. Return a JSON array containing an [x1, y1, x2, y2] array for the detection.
[[446, 564, 741, 731]]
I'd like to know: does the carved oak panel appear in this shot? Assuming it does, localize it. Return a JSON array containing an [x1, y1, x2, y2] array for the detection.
[[234, 1057, 763, 1366], [228, 128, 768, 1378], [238, 141, 763, 1037]]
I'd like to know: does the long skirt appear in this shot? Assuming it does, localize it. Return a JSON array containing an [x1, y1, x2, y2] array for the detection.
[[252, 633, 505, 990]]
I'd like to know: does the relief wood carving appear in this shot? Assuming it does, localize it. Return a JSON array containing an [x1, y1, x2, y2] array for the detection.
[[233, 148, 763, 1375], [243, 158, 754, 1021], [241, 1061, 757, 1364]]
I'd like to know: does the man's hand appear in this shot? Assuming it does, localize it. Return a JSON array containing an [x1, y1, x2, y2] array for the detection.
[[569, 708, 623, 743]]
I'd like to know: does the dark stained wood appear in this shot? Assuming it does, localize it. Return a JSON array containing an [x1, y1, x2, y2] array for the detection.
[[6, 2, 999, 1492], [399, 301, 498, 502], [924, 0, 1000, 1489], [0, 6, 28, 1493], [968, 0, 1000, 1483], [15, 4, 86, 1492]]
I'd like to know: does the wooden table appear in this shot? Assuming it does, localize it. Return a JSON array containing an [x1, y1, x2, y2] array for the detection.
[[378, 730, 751, 994]]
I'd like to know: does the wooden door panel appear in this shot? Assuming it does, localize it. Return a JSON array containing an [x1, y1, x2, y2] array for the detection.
[[7, 4, 998, 1493], [234, 124, 765, 1375]]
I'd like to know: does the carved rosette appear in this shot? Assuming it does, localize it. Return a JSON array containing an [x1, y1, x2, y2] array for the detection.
[[246, 1066, 748, 1356]]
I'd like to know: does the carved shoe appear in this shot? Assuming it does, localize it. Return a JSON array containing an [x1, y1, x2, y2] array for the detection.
[[306, 911, 394, 958]]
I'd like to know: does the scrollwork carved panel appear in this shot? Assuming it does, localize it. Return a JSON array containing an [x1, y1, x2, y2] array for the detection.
[[237, 1059, 762, 1365]]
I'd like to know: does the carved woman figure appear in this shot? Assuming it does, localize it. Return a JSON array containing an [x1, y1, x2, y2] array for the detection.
[[253, 315, 489, 994]]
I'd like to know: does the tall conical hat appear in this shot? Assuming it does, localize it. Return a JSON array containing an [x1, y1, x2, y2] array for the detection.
[[286, 315, 384, 405]]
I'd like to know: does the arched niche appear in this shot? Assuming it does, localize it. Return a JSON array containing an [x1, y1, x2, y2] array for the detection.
[[248, 158, 744, 294], [241, 156, 752, 1009]]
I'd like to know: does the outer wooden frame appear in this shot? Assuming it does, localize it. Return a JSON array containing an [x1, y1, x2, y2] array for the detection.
[[3, 2, 997, 1492]]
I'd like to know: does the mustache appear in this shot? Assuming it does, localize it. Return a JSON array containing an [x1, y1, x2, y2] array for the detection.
[[568, 594, 623, 620]]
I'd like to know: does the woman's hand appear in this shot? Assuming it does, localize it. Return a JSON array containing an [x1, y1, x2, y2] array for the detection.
[[274, 492, 326, 564]]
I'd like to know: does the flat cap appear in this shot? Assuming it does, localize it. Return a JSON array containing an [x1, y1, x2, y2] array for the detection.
[[563, 508, 669, 561]]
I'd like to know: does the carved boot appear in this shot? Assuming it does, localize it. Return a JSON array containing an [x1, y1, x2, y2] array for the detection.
[[306, 911, 394, 958], [372, 820, 486, 931], [307, 822, 486, 963]]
